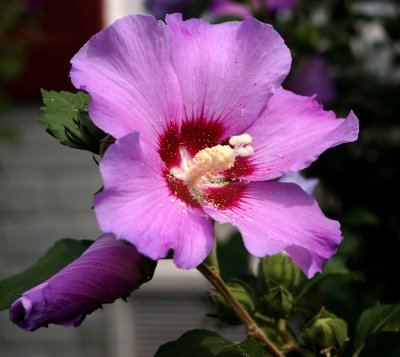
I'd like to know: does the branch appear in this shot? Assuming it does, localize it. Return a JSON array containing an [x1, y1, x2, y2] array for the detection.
[[197, 263, 285, 357]]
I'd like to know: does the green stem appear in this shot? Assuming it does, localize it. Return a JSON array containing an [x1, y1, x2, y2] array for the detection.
[[204, 240, 220, 273], [276, 319, 309, 357], [255, 314, 309, 357], [197, 263, 284, 357]]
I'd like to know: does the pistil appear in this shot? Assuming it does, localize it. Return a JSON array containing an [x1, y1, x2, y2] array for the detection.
[[172, 134, 254, 194]]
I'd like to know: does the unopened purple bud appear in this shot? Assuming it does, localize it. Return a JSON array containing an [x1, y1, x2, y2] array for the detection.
[[10, 234, 156, 331]]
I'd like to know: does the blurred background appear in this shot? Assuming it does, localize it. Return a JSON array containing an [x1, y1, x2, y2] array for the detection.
[[0, 0, 399, 356]]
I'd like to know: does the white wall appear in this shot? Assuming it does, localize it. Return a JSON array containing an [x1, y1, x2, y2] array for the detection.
[[104, 0, 146, 25]]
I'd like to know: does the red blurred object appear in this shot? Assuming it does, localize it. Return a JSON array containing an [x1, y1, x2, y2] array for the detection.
[[7, 0, 103, 99]]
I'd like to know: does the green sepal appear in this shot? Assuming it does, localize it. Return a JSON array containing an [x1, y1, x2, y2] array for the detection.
[[258, 253, 305, 293], [137, 256, 157, 284], [39, 90, 106, 154], [263, 285, 294, 319], [0, 238, 93, 311], [302, 308, 348, 355]]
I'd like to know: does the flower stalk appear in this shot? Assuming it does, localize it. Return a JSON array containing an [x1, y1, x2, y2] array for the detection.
[[197, 262, 285, 357]]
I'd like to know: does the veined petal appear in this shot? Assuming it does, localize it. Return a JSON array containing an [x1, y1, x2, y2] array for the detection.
[[71, 15, 183, 142], [94, 132, 214, 269], [203, 182, 342, 278], [242, 88, 359, 180], [166, 14, 291, 138]]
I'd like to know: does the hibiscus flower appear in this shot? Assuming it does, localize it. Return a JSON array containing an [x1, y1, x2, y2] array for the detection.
[[70, 14, 358, 278]]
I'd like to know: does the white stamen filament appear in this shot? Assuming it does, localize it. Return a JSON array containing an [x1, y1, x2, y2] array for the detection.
[[172, 133, 254, 193]]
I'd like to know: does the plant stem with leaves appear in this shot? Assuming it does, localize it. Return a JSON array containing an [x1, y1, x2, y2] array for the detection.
[[197, 262, 285, 357]]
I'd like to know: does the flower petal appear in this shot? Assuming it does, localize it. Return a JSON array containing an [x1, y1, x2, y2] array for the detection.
[[10, 234, 149, 331], [94, 132, 214, 269], [203, 182, 342, 278], [71, 15, 183, 141], [211, 0, 252, 19], [267, 0, 300, 11], [166, 14, 291, 137], [243, 88, 359, 180], [279, 171, 319, 196]]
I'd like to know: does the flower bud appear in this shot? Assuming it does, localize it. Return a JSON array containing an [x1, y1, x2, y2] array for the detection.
[[263, 285, 294, 319], [258, 253, 305, 293], [10, 234, 156, 331], [302, 309, 348, 353], [209, 281, 256, 325]]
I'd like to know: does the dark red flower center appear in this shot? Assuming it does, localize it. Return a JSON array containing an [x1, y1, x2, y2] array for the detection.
[[159, 118, 254, 209]]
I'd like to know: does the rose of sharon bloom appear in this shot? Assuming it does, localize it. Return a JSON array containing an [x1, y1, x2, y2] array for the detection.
[[287, 56, 336, 106], [266, 0, 300, 11], [211, 0, 300, 19], [211, 0, 252, 18], [279, 172, 319, 196], [10, 234, 155, 331], [70, 14, 359, 278], [145, 0, 195, 19]]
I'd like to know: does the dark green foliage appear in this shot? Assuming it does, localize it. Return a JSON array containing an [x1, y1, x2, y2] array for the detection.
[[39, 90, 106, 154], [354, 304, 400, 355], [155, 329, 270, 357]]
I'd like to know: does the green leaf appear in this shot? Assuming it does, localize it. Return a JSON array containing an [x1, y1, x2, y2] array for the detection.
[[155, 330, 272, 357], [39, 90, 105, 154], [354, 304, 400, 352], [209, 279, 257, 325], [0, 239, 93, 311], [216, 337, 271, 357], [217, 231, 250, 281], [295, 257, 364, 301], [154, 329, 232, 357]]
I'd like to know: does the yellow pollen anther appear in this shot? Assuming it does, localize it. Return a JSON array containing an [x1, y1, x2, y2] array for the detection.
[[172, 133, 254, 193]]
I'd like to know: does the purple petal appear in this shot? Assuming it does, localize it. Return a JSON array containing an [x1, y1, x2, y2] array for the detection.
[[203, 182, 342, 278], [165, 14, 291, 138], [94, 131, 214, 269], [10, 234, 151, 331], [243, 88, 359, 180], [71, 15, 183, 142], [267, 0, 301, 11], [211, 0, 252, 19], [279, 171, 319, 196], [287, 55, 336, 105], [145, 0, 195, 19]]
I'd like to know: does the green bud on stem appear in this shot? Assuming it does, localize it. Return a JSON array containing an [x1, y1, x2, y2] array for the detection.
[[302, 308, 348, 355], [258, 253, 305, 293]]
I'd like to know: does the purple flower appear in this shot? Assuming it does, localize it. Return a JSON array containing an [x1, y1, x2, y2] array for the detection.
[[145, 0, 195, 19], [279, 172, 319, 196], [266, 0, 300, 11], [287, 56, 336, 106], [10, 234, 154, 331], [211, 0, 252, 18], [70, 14, 359, 278]]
